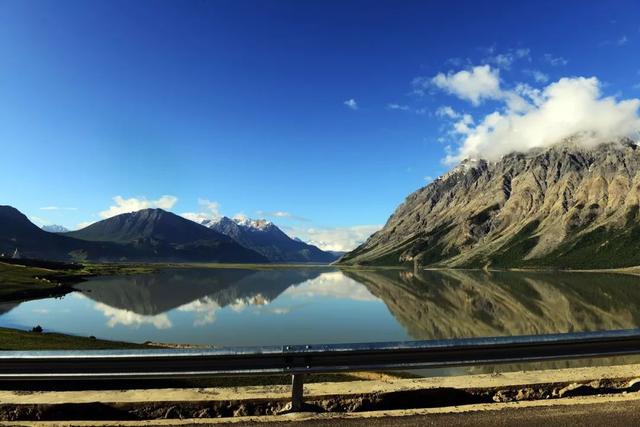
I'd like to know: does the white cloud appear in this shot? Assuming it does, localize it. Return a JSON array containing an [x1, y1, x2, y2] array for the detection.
[[177, 294, 276, 326], [177, 297, 222, 326], [542, 53, 568, 66], [445, 76, 640, 163], [283, 224, 382, 252], [429, 65, 502, 106], [99, 195, 178, 219], [94, 302, 172, 329], [181, 198, 221, 223], [40, 206, 77, 211], [282, 271, 378, 302], [344, 98, 358, 110]]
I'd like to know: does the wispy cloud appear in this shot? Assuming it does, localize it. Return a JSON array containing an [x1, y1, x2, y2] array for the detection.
[[481, 47, 530, 70], [599, 35, 629, 47], [255, 210, 309, 222], [435, 105, 460, 119], [386, 103, 411, 111], [542, 53, 568, 66], [343, 98, 359, 110], [40, 206, 77, 211], [99, 195, 178, 219], [523, 69, 549, 83]]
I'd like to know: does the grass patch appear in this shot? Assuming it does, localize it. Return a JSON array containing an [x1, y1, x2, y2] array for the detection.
[[0, 327, 151, 350], [486, 220, 540, 268], [0, 262, 72, 301]]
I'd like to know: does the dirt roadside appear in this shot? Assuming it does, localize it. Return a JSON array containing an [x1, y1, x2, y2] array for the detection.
[[1, 363, 640, 422]]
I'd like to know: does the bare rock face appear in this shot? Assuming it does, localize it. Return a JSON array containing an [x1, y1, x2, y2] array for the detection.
[[340, 139, 640, 268]]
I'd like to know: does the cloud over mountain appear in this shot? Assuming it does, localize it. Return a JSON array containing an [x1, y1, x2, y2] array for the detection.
[[99, 195, 178, 219], [426, 63, 640, 164]]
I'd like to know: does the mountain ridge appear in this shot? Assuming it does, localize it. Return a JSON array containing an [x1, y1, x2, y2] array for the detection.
[[199, 216, 338, 263], [0, 206, 267, 263]]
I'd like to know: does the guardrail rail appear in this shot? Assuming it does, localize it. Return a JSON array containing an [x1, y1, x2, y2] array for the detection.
[[2, 329, 640, 411]]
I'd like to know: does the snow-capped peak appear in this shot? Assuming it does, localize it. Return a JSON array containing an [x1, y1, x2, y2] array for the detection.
[[234, 217, 273, 230], [199, 216, 274, 232], [41, 224, 69, 233]]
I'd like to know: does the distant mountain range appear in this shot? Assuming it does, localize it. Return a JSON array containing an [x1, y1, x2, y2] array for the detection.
[[339, 139, 640, 269], [199, 216, 338, 263], [41, 224, 69, 233], [0, 206, 338, 264]]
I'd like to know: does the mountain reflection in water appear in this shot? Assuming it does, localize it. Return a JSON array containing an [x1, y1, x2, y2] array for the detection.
[[2, 268, 640, 346], [344, 269, 640, 340]]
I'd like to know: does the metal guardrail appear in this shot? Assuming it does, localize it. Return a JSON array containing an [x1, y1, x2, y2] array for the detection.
[[2, 328, 640, 411]]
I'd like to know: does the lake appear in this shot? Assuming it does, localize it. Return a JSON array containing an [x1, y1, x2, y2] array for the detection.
[[2, 267, 640, 347]]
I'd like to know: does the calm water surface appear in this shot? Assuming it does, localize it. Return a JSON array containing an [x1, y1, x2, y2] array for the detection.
[[2, 268, 640, 347]]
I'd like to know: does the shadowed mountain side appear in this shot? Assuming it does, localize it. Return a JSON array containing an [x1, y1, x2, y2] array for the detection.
[[74, 268, 326, 316], [65, 209, 268, 263], [342, 269, 640, 340], [0, 206, 267, 263]]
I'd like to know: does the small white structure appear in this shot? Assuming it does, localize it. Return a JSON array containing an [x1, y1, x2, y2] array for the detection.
[[12, 248, 21, 259]]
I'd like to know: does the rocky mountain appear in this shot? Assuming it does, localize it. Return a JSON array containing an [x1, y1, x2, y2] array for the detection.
[[199, 216, 338, 263], [41, 224, 69, 233], [65, 209, 268, 263], [340, 139, 640, 268]]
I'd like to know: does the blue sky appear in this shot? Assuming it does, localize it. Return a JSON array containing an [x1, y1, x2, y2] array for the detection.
[[1, 0, 639, 250]]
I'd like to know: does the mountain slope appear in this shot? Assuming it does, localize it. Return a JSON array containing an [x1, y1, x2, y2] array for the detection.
[[0, 206, 139, 262], [200, 216, 338, 263], [340, 139, 640, 268], [65, 209, 268, 263]]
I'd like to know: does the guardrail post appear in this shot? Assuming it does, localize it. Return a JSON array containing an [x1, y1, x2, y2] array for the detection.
[[290, 373, 305, 411]]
